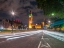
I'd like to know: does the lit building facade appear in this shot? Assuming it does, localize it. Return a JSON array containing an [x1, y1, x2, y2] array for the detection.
[[28, 10, 33, 28], [0, 19, 23, 30], [35, 24, 41, 29]]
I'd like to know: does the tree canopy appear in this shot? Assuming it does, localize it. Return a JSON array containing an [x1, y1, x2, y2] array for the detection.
[[36, 0, 64, 18]]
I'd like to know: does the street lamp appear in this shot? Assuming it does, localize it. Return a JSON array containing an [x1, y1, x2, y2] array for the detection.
[[11, 11, 15, 33]]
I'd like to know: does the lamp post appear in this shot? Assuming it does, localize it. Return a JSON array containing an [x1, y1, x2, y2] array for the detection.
[[11, 11, 15, 33]]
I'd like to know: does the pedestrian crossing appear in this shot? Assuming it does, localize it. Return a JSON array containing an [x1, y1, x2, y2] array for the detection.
[[43, 30, 64, 42], [0, 30, 42, 40]]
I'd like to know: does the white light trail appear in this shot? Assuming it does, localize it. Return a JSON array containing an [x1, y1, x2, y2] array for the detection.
[[43, 30, 64, 42], [0, 30, 42, 40]]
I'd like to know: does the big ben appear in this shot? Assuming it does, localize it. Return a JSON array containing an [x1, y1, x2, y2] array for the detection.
[[28, 10, 33, 28]]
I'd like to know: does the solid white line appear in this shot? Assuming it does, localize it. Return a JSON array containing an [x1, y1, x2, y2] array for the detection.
[[41, 36, 43, 39], [38, 41, 42, 48], [47, 43, 51, 48]]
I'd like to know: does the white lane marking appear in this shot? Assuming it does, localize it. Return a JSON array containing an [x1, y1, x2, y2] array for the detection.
[[47, 43, 51, 48], [38, 41, 42, 48], [41, 36, 43, 39], [40, 33, 51, 48], [38, 35, 44, 48]]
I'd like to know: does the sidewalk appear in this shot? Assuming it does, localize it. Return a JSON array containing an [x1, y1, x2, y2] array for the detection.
[[0, 32, 11, 34]]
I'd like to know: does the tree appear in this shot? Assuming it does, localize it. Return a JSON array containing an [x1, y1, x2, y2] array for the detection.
[[36, 0, 64, 18], [50, 17, 63, 23]]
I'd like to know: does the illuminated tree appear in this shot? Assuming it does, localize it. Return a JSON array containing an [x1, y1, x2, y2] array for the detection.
[[36, 0, 64, 18]]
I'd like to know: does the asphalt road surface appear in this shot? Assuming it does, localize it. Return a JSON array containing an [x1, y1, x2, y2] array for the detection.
[[0, 30, 43, 48], [0, 30, 64, 48], [42, 30, 64, 48]]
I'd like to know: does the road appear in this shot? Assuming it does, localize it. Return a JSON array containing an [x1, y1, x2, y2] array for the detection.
[[0, 30, 64, 48], [0, 30, 43, 48], [42, 30, 64, 48]]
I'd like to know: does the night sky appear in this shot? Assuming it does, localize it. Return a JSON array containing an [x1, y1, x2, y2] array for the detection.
[[0, 0, 45, 25]]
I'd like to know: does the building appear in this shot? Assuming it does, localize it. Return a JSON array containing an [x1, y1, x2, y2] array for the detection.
[[28, 10, 43, 29], [0, 19, 23, 30], [0, 19, 11, 30], [35, 24, 41, 29], [2, 19, 11, 29], [0, 19, 4, 30], [31, 23, 42, 29], [28, 10, 33, 28]]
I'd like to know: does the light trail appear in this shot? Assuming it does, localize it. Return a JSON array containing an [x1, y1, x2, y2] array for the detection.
[[43, 30, 64, 42], [0, 30, 43, 40]]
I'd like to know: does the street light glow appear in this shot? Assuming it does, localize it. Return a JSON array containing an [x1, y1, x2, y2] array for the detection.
[[51, 13, 54, 16], [11, 11, 15, 16], [48, 20, 51, 23], [36, 24, 38, 25]]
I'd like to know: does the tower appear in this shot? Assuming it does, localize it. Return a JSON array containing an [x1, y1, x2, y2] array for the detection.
[[28, 10, 33, 28]]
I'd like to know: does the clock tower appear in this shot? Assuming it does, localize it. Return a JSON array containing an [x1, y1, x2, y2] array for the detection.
[[28, 10, 33, 28]]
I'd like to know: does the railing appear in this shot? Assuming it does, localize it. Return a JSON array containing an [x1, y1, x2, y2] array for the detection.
[[50, 20, 64, 27]]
